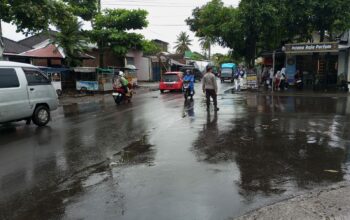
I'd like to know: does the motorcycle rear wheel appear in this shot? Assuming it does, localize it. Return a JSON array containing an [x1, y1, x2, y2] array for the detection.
[[114, 95, 123, 105]]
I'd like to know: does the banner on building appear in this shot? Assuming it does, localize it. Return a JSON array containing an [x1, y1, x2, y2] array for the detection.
[[285, 42, 338, 54]]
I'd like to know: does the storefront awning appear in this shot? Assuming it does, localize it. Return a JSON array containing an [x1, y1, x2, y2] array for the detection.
[[339, 44, 350, 51], [170, 59, 185, 66], [73, 67, 96, 73]]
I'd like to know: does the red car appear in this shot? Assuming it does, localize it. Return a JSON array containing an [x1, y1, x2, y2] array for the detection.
[[159, 72, 183, 93]]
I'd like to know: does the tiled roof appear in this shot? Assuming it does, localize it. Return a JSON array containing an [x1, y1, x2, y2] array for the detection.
[[3, 37, 32, 54]]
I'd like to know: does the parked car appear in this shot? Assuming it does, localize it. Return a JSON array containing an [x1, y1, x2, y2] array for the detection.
[[159, 72, 183, 93], [0, 61, 59, 126]]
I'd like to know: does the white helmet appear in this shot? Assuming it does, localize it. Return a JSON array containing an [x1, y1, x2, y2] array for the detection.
[[119, 71, 124, 77]]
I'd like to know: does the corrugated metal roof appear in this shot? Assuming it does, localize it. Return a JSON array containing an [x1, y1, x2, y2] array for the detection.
[[3, 37, 31, 54], [20, 44, 64, 58], [18, 30, 57, 48]]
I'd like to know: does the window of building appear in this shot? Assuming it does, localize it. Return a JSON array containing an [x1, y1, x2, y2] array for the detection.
[[126, 57, 135, 65]]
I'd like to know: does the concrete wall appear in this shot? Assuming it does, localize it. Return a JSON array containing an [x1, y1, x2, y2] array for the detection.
[[126, 50, 153, 81], [137, 57, 151, 81], [83, 49, 123, 67]]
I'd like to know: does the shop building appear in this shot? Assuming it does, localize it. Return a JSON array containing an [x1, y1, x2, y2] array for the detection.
[[284, 42, 341, 90]]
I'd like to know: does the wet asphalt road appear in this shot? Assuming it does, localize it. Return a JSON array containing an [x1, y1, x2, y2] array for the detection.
[[1, 82, 350, 220]]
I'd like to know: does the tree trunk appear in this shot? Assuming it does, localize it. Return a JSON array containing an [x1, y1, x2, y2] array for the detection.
[[320, 29, 325, 42], [99, 50, 104, 67], [208, 44, 211, 60], [246, 40, 256, 68], [98, 0, 101, 13]]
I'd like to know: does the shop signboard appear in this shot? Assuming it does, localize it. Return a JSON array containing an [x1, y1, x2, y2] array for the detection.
[[247, 72, 258, 89], [285, 42, 338, 54], [76, 81, 99, 91]]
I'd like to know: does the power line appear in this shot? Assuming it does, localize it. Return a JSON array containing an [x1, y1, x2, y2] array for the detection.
[[150, 24, 188, 26], [103, 3, 197, 8], [104, 0, 198, 6]]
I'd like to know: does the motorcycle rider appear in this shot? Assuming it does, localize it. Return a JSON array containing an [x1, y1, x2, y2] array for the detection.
[[294, 70, 303, 90], [183, 70, 195, 98], [119, 71, 129, 95]]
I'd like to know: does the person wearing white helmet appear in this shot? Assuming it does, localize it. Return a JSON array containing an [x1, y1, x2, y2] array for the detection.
[[119, 71, 129, 94]]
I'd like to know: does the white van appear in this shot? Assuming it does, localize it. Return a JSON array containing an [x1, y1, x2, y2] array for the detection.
[[0, 61, 58, 126]]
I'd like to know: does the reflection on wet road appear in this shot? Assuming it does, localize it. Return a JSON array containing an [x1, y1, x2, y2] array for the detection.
[[1, 84, 350, 220]]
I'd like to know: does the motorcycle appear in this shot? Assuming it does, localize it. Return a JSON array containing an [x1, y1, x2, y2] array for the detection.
[[112, 84, 133, 105], [295, 79, 303, 90], [183, 80, 194, 100]]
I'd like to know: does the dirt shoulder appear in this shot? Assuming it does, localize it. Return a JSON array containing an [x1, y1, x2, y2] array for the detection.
[[235, 182, 350, 220]]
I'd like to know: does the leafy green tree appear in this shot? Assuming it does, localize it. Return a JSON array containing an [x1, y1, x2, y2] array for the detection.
[[310, 0, 350, 41], [187, 1, 247, 63], [212, 53, 234, 66], [142, 40, 162, 56], [191, 51, 205, 61], [174, 31, 192, 54], [89, 8, 148, 67], [186, 0, 226, 41], [187, 0, 287, 66], [0, 0, 71, 35], [63, 0, 98, 21], [0, 0, 92, 62]]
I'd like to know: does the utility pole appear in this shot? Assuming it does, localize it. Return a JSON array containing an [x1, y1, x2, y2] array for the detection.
[[0, 20, 3, 60]]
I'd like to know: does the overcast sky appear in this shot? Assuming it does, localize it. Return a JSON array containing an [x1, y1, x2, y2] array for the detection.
[[2, 0, 240, 55]]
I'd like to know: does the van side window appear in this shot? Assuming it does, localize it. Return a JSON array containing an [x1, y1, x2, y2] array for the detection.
[[0, 68, 20, 88], [23, 68, 50, 85]]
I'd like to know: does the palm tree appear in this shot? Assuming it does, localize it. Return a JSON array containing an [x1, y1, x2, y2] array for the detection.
[[199, 36, 214, 60], [174, 31, 192, 54], [53, 18, 88, 67]]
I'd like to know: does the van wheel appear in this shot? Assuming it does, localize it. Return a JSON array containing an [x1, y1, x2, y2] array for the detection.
[[32, 105, 50, 127], [160, 90, 164, 93]]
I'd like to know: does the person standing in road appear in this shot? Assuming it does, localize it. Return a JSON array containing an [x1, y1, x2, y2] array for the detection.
[[202, 66, 219, 111]]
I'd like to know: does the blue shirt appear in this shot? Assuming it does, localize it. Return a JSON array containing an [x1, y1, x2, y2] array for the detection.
[[183, 74, 194, 89]]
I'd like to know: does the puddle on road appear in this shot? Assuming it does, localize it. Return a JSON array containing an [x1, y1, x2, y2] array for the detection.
[[197, 95, 350, 179], [114, 136, 155, 165], [0, 137, 155, 220]]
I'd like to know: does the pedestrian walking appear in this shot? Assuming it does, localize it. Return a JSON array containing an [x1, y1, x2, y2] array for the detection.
[[280, 67, 287, 90], [202, 66, 219, 111], [275, 71, 281, 91]]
